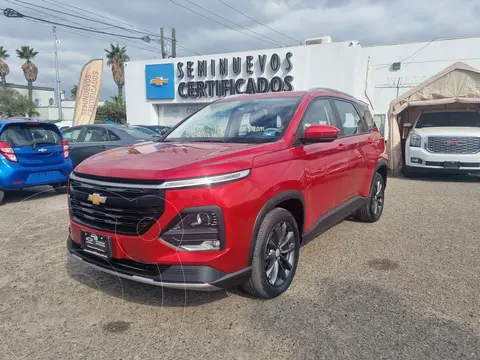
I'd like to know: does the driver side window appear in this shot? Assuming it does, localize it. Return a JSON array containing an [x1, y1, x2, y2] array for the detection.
[[62, 128, 83, 142], [298, 98, 335, 136]]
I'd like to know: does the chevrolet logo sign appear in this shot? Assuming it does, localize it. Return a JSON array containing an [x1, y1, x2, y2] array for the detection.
[[87, 193, 106, 205], [150, 77, 168, 86]]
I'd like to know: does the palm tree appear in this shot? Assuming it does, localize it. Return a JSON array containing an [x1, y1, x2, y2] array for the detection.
[[0, 46, 10, 87], [105, 44, 130, 103], [16, 46, 39, 102], [70, 85, 78, 99]]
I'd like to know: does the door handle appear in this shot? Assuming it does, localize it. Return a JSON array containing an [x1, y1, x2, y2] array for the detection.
[[367, 137, 373, 144], [101, 144, 108, 149], [337, 144, 347, 151]]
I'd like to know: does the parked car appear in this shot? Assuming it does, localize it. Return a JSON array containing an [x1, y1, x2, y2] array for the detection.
[[67, 88, 387, 299], [0, 118, 73, 204], [61, 124, 157, 166], [404, 110, 480, 176], [135, 125, 171, 136]]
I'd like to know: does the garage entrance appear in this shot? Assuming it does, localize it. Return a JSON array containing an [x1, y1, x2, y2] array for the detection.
[[387, 62, 480, 176]]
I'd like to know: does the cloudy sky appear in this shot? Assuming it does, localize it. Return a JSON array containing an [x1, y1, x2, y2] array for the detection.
[[1, 0, 479, 100]]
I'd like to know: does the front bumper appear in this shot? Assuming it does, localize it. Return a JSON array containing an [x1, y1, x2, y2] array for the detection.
[[405, 146, 480, 171], [67, 236, 251, 290]]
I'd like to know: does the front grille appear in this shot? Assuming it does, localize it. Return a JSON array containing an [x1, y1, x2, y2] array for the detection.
[[69, 174, 165, 235], [427, 136, 480, 154]]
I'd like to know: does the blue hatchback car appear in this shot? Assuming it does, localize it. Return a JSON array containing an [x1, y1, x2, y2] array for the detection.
[[0, 118, 74, 204]]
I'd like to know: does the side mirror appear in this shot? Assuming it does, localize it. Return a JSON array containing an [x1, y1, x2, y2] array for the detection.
[[301, 124, 340, 143]]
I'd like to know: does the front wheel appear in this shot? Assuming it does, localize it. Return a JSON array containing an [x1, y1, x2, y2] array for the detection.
[[52, 183, 67, 194], [242, 208, 300, 299], [355, 172, 385, 223]]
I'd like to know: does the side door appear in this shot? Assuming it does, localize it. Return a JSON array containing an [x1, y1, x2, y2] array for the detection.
[[330, 98, 370, 198], [291, 97, 352, 219], [61, 126, 87, 167], [77, 126, 111, 163]]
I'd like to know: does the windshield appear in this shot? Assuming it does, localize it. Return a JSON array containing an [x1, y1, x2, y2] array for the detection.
[[120, 127, 157, 139], [0, 123, 61, 147], [416, 111, 480, 128], [164, 97, 301, 143]]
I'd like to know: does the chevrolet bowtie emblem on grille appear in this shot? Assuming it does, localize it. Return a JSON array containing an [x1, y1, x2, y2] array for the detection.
[[87, 193, 106, 205], [150, 77, 168, 86], [38, 148, 47, 152]]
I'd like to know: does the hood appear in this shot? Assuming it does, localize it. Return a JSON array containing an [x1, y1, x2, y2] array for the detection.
[[412, 127, 480, 137], [74, 141, 280, 180]]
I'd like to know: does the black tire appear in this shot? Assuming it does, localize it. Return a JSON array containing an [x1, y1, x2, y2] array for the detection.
[[0, 190, 4, 205], [52, 184, 67, 194], [355, 172, 385, 223], [242, 207, 300, 299], [403, 165, 415, 178]]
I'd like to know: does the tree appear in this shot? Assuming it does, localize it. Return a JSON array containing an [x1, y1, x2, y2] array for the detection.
[[16, 46, 39, 102], [95, 100, 126, 124], [70, 85, 78, 99], [0, 46, 10, 86], [0, 88, 39, 118], [105, 44, 130, 104]]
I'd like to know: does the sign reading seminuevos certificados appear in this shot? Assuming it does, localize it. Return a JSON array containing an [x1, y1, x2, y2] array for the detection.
[[176, 52, 294, 99], [73, 59, 104, 125]]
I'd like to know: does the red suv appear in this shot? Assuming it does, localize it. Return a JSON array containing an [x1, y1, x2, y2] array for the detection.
[[67, 88, 387, 298]]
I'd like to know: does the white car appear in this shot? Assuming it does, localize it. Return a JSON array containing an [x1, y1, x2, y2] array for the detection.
[[405, 110, 480, 176]]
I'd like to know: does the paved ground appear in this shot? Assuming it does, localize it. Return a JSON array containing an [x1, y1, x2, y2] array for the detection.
[[0, 174, 479, 360]]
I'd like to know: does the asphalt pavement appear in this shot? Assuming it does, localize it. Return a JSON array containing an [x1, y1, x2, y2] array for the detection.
[[0, 174, 478, 360]]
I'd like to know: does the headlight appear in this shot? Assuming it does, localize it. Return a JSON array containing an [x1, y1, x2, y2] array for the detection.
[[159, 206, 225, 251], [161, 169, 250, 189], [409, 134, 422, 147]]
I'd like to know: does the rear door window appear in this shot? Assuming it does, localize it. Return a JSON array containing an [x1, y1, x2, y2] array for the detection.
[[84, 127, 109, 142], [0, 123, 61, 147]]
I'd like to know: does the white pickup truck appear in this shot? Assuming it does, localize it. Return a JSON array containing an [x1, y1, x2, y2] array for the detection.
[[404, 110, 480, 176]]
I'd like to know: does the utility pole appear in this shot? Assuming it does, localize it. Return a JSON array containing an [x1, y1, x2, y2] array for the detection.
[[171, 28, 176, 58], [160, 28, 167, 59], [52, 26, 62, 121]]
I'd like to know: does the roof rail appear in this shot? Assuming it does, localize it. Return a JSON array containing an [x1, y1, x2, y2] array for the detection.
[[307, 87, 356, 99]]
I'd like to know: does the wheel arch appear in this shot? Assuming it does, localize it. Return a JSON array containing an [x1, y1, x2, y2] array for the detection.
[[248, 190, 305, 266], [375, 159, 388, 188]]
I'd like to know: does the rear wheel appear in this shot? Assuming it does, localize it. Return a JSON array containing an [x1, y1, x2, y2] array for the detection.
[[242, 208, 300, 299], [52, 183, 67, 194], [355, 172, 385, 223]]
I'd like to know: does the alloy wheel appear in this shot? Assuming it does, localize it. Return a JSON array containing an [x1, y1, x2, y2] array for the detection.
[[264, 222, 296, 287], [371, 179, 384, 216]]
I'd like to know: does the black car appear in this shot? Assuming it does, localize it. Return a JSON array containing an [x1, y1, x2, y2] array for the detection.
[[134, 125, 171, 135], [61, 124, 156, 166]]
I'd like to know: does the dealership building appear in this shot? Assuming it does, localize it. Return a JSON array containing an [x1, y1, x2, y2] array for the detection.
[[125, 35, 480, 137]]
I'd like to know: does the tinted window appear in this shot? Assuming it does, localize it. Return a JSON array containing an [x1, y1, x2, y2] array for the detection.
[[333, 100, 364, 136], [416, 111, 480, 128], [108, 130, 121, 141], [84, 127, 109, 142], [62, 128, 83, 142], [0, 123, 61, 147], [164, 97, 300, 143], [298, 99, 335, 135], [120, 127, 157, 139]]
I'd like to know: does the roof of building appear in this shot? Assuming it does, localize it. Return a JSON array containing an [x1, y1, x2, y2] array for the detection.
[[3, 83, 55, 91]]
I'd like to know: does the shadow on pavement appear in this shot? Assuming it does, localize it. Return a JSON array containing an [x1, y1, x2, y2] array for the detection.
[[398, 172, 480, 183], [1, 186, 64, 205], [252, 278, 479, 359], [65, 256, 229, 307]]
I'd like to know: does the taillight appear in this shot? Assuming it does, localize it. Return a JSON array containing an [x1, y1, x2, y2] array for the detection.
[[62, 139, 69, 158], [0, 141, 18, 162]]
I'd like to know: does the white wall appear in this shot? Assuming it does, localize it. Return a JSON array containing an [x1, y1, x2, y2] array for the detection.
[[125, 41, 373, 126], [365, 36, 480, 136]]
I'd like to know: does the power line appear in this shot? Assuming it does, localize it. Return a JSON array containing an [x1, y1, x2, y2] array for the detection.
[[3, 8, 152, 42], [215, 0, 302, 44], [376, 39, 437, 70], [181, 0, 288, 46], [167, 0, 286, 47], [11, 1, 201, 55]]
